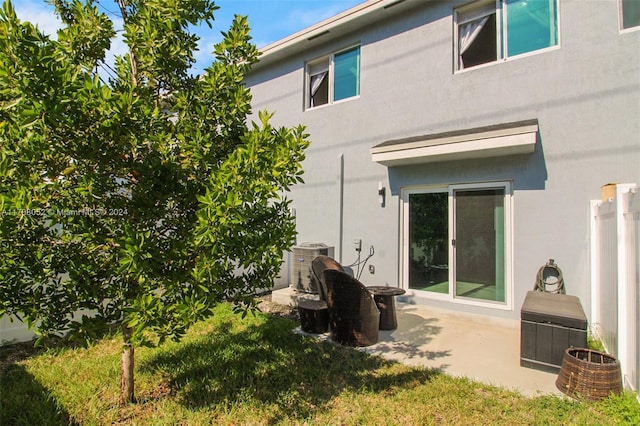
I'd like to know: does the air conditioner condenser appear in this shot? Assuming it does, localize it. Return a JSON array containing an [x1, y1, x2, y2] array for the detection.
[[290, 243, 334, 293]]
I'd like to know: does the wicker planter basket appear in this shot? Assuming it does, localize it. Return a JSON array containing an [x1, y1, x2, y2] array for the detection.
[[555, 348, 623, 401]]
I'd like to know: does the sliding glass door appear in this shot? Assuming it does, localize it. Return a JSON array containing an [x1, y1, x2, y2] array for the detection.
[[453, 188, 505, 302], [403, 183, 510, 307], [407, 192, 449, 293]]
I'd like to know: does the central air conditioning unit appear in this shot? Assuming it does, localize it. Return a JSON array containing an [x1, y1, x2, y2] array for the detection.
[[291, 243, 334, 293]]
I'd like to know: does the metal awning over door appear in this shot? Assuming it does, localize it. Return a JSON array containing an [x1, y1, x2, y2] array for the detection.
[[371, 119, 538, 167]]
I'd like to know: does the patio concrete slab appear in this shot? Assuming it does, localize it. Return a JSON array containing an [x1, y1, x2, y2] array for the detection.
[[276, 287, 563, 398], [360, 302, 562, 397]]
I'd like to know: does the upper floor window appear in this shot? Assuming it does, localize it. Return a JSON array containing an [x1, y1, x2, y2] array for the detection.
[[306, 45, 360, 109], [621, 0, 640, 30], [455, 0, 559, 71]]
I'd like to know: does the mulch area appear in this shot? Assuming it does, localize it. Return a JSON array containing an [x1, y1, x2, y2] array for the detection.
[[255, 293, 298, 321], [0, 339, 45, 374]]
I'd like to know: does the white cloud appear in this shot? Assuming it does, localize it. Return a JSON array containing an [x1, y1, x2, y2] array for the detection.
[[12, 1, 127, 79], [192, 32, 220, 74], [14, 0, 62, 39], [11, 0, 308, 77]]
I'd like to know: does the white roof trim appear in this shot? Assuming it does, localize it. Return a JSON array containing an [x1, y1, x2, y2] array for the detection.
[[371, 120, 538, 167], [260, 0, 386, 57], [253, 0, 418, 70]]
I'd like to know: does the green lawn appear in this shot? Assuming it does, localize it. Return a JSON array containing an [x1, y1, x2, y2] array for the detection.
[[1, 302, 638, 425]]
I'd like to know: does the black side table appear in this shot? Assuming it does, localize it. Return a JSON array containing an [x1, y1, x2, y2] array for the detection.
[[297, 299, 329, 334], [366, 286, 406, 330]]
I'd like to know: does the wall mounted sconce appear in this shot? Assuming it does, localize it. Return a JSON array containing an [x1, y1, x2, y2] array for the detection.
[[378, 181, 386, 207]]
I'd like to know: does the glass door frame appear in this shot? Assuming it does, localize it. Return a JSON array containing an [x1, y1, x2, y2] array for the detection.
[[400, 181, 513, 310]]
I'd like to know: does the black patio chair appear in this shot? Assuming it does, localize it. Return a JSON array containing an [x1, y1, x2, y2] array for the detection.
[[323, 269, 380, 347], [296, 255, 345, 334], [311, 255, 345, 302]]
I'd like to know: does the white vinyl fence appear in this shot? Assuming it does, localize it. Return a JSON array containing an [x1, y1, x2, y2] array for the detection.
[[591, 183, 639, 394], [0, 314, 36, 345]]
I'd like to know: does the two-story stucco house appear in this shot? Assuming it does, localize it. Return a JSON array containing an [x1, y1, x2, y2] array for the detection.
[[244, 0, 640, 323]]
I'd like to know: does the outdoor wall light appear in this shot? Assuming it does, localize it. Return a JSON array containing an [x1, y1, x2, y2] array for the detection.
[[378, 182, 386, 207]]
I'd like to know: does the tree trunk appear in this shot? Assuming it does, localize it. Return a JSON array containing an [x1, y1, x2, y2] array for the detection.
[[119, 325, 136, 405]]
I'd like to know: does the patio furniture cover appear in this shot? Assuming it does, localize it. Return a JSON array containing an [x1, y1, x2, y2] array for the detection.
[[323, 269, 380, 347], [311, 255, 345, 302]]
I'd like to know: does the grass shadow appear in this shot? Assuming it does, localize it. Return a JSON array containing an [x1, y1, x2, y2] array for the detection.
[[0, 360, 78, 426], [0, 334, 111, 426], [140, 311, 440, 422]]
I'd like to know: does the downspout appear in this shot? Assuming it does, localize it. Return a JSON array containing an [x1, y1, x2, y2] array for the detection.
[[337, 153, 344, 263], [589, 199, 600, 344], [289, 207, 296, 286]]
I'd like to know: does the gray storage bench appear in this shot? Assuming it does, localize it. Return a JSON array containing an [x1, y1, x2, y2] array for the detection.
[[520, 290, 588, 373]]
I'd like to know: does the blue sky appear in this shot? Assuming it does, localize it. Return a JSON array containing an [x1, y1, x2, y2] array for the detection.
[[15, 0, 364, 74]]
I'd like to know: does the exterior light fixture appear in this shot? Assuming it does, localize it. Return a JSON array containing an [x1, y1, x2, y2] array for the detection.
[[378, 181, 386, 207]]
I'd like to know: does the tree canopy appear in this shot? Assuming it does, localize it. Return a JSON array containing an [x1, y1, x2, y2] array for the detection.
[[0, 0, 309, 403]]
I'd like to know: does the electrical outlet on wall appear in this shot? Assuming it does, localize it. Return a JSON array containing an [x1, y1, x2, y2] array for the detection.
[[354, 238, 362, 252], [369, 265, 375, 274]]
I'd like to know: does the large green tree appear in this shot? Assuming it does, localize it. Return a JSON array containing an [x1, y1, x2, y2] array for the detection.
[[0, 0, 308, 404]]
